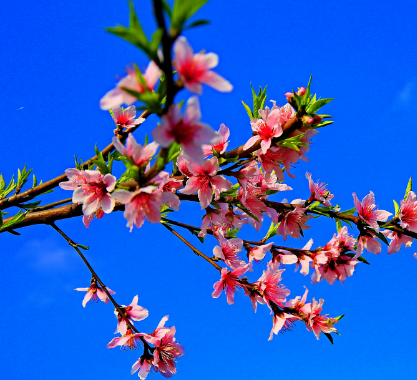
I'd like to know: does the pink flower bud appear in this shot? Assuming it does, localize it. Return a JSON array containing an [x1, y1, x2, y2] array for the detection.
[[297, 87, 306, 96], [313, 115, 322, 124], [285, 92, 294, 101], [302, 115, 314, 125]]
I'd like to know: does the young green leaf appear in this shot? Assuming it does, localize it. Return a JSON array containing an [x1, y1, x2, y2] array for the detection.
[[404, 177, 412, 200]]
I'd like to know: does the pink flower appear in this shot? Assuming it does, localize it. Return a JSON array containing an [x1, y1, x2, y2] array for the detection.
[[355, 233, 381, 257], [243, 105, 283, 154], [153, 97, 220, 163], [399, 191, 417, 232], [301, 298, 337, 340], [213, 233, 245, 269], [100, 61, 161, 110], [276, 206, 313, 240], [162, 178, 183, 193], [173, 36, 232, 94], [180, 157, 232, 209], [107, 328, 143, 350], [248, 243, 273, 264], [131, 352, 155, 379], [152, 326, 185, 378], [202, 123, 230, 157], [83, 207, 105, 228], [75, 281, 115, 308], [113, 185, 179, 231], [234, 161, 259, 193], [140, 316, 171, 346], [114, 295, 149, 336], [70, 170, 116, 216], [198, 207, 225, 237], [257, 262, 290, 308], [212, 265, 249, 305], [382, 230, 413, 255], [306, 172, 334, 206], [285, 87, 306, 101], [111, 106, 145, 129], [59, 168, 87, 190], [113, 133, 159, 167], [353, 191, 392, 233], [243, 286, 266, 313], [268, 309, 297, 340]]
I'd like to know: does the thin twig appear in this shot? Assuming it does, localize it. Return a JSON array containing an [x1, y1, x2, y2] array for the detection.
[[49, 222, 151, 349], [162, 223, 222, 271]]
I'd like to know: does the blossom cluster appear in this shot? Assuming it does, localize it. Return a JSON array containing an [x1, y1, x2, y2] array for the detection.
[[54, 20, 417, 379], [76, 283, 184, 379]]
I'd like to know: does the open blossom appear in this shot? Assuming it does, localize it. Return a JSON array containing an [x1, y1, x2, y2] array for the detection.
[[243, 104, 283, 154], [306, 172, 334, 206], [356, 233, 381, 257], [272, 239, 314, 276], [113, 133, 159, 167], [202, 123, 230, 157], [276, 204, 313, 240], [399, 191, 417, 232], [153, 97, 220, 163], [213, 233, 245, 269], [100, 61, 161, 110], [114, 295, 149, 336], [113, 185, 179, 231], [301, 298, 338, 340], [111, 106, 145, 129], [180, 156, 232, 209], [131, 353, 155, 379], [353, 191, 392, 232], [107, 328, 142, 350], [83, 207, 105, 228], [212, 265, 249, 304], [75, 281, 115, 307], [248, 243, 273, 264], [257, 262, 290, 308], [152, 327, 185, 378], [59, 168, 87, 190], [65, 170, 116, 216], [140, 316, 171, 346], [173, 36, 232, 94], [382, 230, 413, 255]]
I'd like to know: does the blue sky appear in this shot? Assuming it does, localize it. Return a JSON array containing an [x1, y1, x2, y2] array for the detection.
[[1, 0, 417, 379]]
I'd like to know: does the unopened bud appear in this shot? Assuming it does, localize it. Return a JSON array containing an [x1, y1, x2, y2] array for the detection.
[[313, 115, 322, 124], [285, 92, 293, 101], [297, 87, 306, 96], [302, 115, 314, 125]]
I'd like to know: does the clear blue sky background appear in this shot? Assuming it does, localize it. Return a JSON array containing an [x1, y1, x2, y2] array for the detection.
[[1, 0, 417, 379]]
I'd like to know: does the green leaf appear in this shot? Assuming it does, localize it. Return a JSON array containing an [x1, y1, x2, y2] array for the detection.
[[192, 230, 205, 243], [345, 253, 370, 265], [341, 207, 356, 215], [76, 244, 90, 250], [335, 314, 345, 321], [306, 98, 334, 114], [404, 177, 412, 200], [167, 142, 181, 162], [0, 210, 27, 231], [313, 120, 334, 128], [32, 174, 38, 188], [323, 332, 334, 345], [336, 220, 342, 232], [221, 183, 240, 197], [251, 83, 258, 117], [18, 201, 41, 210], [161, 0, 172, 18], [106, 1, 156, 60], [277, 133, 308, 152], [171, 0, 209, 32], [241, 101, 253, 120], [184, 19, 210, 29], [393, 200, 400, 216], [0, 175, 5, 193], [264, 221, 279, 241]]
